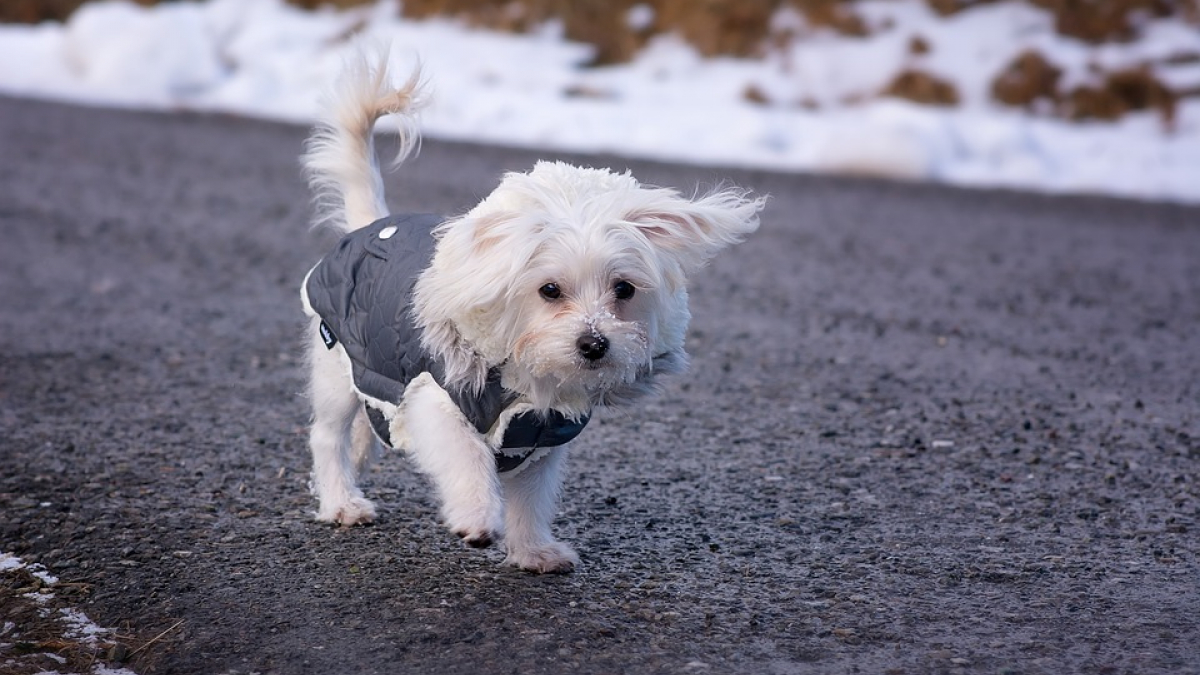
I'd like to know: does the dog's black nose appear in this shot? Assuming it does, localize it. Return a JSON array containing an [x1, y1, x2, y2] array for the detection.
[[577, 334, 609, 361]]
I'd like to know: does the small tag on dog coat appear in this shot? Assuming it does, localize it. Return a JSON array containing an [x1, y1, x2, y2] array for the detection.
[[319, 320, 338, 349]]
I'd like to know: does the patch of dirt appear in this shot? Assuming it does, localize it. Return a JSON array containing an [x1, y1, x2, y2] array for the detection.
[[1030, 0, 1185, 43], [991, 48, 1063, 109], [1061, 66, 1179, 124], [393, 0, 550, 32], [925, 0, 1194, 41], [908, 34, 932, 55], [925, 0, 1001, 16], [0, 0, 110, 23], [742, 82, 773, 106], [652, 0, 777, 58], [881, 68, 961, 106], [990, 48, 1183, 125]]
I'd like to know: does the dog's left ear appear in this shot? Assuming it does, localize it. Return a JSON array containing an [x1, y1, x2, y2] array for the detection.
[[626, 187, 766, 272]]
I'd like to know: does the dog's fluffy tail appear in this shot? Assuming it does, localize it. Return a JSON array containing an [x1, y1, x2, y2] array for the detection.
[[303, 45, 425, 233]]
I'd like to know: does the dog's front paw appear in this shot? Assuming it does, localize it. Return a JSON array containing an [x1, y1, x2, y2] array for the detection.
[[505, 541, 580, 574], [315, 496, 377, 527], [453, 528, 497, 549], [444, 502, 503, 549]]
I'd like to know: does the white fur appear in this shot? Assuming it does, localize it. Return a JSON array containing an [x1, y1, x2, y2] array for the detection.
[[302, 43, 424, 233], [300, 44, 765, 573], [305, 321, 378, 526]]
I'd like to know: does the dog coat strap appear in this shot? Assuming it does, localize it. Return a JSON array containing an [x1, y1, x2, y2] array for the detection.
[[364, 403, 394, 448], [495, 449, 537, 473], [363, 400, 588, 472], [492, 410, 590, 473], [499, 410, 588, 449]]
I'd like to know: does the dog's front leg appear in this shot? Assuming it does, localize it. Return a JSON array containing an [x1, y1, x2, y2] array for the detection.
[[400, 379, 504, 548], [500, 449, 579, 573]]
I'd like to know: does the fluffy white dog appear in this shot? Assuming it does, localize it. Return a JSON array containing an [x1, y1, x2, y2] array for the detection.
[[299, 49, 765, 573]]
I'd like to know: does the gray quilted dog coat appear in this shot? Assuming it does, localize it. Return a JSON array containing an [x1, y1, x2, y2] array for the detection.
[[302, 213, 588, 473]]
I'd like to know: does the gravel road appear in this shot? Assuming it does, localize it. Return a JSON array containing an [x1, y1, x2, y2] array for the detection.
[[1, 95, 1198, 675]]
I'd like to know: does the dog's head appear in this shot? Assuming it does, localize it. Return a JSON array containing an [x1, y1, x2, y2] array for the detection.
[[414, 161, 765, 415]]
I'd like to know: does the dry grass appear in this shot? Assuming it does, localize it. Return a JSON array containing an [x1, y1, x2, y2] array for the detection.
[[0, 562, 173, 674], [1, 565, 116, 674]]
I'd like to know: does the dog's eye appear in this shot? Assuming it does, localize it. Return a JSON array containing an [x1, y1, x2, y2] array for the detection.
[[539, 283, 562, 301], [613, 280, 636, 300]]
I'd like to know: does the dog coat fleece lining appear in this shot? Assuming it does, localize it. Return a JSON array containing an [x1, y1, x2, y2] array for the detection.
[[302, 213, 589, 473]]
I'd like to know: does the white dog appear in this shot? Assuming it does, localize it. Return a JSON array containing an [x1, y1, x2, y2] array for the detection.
[[299, 49, 765, 573]]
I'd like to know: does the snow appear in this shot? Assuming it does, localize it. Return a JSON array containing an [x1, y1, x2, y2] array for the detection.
[[59, 607, 114, 644], [0, 0, 1198, 203], [1, 551, 59, 584], [0, 553, 22, 572]]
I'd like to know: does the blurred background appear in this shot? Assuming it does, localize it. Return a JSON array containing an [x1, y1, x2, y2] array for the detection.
[[2, 0, 1198, 201]]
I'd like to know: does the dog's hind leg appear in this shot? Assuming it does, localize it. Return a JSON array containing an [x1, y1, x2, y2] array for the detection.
[[500, 448, 578, 573], [307, 326, 377, 526]]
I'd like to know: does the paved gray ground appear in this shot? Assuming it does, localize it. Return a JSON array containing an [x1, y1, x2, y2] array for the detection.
[[1, 94, 1198, 675]]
